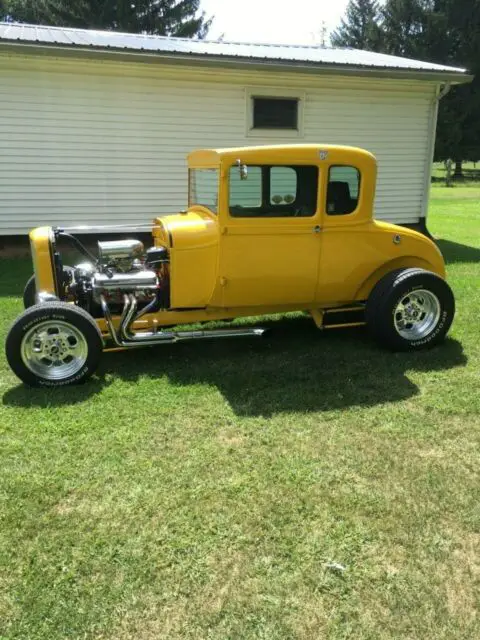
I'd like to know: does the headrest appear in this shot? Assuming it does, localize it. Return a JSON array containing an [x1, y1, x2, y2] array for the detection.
[[327, 181, 351, 201]]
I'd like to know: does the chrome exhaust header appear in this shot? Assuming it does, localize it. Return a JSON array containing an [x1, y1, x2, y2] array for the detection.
[[100, 294, 265, 348]]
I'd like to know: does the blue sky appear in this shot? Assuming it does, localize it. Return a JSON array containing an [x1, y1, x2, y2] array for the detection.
[[200, 0, 350, 45]]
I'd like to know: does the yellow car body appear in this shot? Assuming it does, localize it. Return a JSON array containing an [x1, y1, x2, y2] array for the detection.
[[31, 144, 446, 335], [8, 144, 454, 387]]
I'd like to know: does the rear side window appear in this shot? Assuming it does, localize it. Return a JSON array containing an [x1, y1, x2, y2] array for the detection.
[[327, 166, 360, 215]]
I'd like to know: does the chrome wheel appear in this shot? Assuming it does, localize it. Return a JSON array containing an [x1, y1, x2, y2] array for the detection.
[[393, 289, 441, 340], [20, 320, 88, 381]]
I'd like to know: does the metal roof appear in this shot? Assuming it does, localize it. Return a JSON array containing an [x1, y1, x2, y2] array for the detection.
[[0, 22, 470, 82]]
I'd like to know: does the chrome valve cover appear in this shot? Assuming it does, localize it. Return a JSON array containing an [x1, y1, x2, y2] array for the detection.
[[97, 239, 144, 264]]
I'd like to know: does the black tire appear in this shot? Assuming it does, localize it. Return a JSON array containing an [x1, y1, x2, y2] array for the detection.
[[5, 302, 103, 387], [23, 275, 37, 309], [366, 268, 455, 351], [23, 266, 74, 310]]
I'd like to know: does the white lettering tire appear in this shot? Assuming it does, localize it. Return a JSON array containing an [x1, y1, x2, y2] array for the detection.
[[6, 302, 103, 387], [366, 268, 455, 351]]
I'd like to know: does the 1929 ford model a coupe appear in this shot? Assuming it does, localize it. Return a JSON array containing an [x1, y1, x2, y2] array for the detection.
[[5, 145, 455, 387]]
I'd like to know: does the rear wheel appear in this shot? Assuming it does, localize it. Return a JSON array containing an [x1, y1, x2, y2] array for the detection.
[[366, 268, 455, 351], [6, 302, 103, 387]]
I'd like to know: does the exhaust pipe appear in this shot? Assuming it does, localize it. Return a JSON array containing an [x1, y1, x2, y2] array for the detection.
[[100, 294, 265, 348]]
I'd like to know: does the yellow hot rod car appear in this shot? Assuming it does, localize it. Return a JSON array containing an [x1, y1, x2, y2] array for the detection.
[[6, 144, 455, 387]]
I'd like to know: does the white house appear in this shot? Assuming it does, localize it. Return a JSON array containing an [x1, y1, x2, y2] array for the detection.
[[0, 23, 471, 235]]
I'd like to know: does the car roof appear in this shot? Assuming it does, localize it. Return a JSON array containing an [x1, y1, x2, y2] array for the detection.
[[188, 145, 377, 168]]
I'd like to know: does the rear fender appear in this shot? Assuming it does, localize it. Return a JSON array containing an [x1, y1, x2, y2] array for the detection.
[[354, 256, 445, 301]]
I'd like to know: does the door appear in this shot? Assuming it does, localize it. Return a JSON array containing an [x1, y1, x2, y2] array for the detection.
[[219, 164, 322, 308]]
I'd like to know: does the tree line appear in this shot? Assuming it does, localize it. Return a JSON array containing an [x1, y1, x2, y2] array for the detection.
[[332, 0, 480, 176], [0, 1, 212, 38]]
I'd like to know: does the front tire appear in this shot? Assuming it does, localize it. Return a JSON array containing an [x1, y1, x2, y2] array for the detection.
[[366, 268, 455, 351], [6, 302, 103, 387]]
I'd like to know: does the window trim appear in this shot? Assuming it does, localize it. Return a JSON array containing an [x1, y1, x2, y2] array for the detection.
[[246, 87, 305, 139]]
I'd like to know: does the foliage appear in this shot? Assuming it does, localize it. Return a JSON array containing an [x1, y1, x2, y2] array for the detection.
[[331, 0, 383, 51], [0, 0, 9, 19], [0, 188, 479, 638], [4, 0, 212, 37], [331, 0, 480, 165]]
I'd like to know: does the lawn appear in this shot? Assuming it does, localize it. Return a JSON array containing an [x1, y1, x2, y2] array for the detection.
[[432, 161, 480, 184], [0, 185, 479, 639]]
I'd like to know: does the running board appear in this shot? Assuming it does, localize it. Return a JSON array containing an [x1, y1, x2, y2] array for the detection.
[[311, 305, 366, 330], [100, 294, 266, 349]]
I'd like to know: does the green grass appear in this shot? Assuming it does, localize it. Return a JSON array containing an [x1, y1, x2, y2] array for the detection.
[[1, 188, 479, 639]]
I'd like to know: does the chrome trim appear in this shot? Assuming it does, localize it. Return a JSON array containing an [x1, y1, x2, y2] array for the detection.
[[35, 291, 60, 304], [100, 294, 265, 348]]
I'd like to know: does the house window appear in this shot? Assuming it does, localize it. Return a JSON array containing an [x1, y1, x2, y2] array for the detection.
[[252, 97, 299, 130], [326, 166, 361, 216]]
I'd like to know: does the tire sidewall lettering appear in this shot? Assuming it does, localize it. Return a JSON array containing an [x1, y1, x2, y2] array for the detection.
[[38, 365, 90, 387]]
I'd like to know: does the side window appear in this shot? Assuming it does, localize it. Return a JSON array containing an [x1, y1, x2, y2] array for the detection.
[[229, 165, 318, 218], [229, 166, 262, 214], [327, 166, 360, 215], [270, 167, 297, 205], [189, 169, 219, 213]]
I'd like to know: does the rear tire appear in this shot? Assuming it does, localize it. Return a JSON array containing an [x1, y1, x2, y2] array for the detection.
[[6, 302, 103, 387], [366, 268, 455, 351]]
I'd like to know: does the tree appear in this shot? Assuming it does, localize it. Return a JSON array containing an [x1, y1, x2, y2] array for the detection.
[[331, 0, 383, 51], [4, 0, 212, 38], [0, 0, 9, 19], [332, 0, 480, 175], [381, 0, 480, 174]]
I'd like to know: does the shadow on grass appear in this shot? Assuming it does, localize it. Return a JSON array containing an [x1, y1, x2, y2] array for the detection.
[[437, 239, 480, 264], [4, 315, 466, 416], [2, 377, 112, 408]]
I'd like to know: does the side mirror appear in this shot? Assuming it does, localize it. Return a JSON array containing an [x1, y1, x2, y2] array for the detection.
[[236, 159, 248, 180]]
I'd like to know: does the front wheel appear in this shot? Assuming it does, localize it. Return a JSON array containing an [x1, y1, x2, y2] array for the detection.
[[366, 268, 455, 351], [5, 302, 103, 387]]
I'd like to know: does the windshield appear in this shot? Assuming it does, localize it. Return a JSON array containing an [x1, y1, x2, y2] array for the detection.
[[189, 169, 219, 214]]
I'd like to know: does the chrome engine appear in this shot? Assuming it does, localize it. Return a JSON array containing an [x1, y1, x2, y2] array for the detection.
[[71, 239, 169, 311]]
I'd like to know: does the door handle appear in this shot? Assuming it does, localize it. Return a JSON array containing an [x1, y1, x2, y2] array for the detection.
[[313, 225, 321, 233]]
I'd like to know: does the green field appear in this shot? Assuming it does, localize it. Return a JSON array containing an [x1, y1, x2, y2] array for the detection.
[[0, 186, 479, 639], [432, 161, 480, 184]]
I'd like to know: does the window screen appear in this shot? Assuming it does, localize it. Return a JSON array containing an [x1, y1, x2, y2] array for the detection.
[[327, 166, 361, 216], [253, 97, 299, 130]]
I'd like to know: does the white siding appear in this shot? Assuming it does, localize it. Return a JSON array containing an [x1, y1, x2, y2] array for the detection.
[[0, 54, 437, 234]]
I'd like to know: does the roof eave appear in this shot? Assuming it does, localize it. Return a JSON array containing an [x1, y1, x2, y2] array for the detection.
[[0, 41, 473, 85]]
